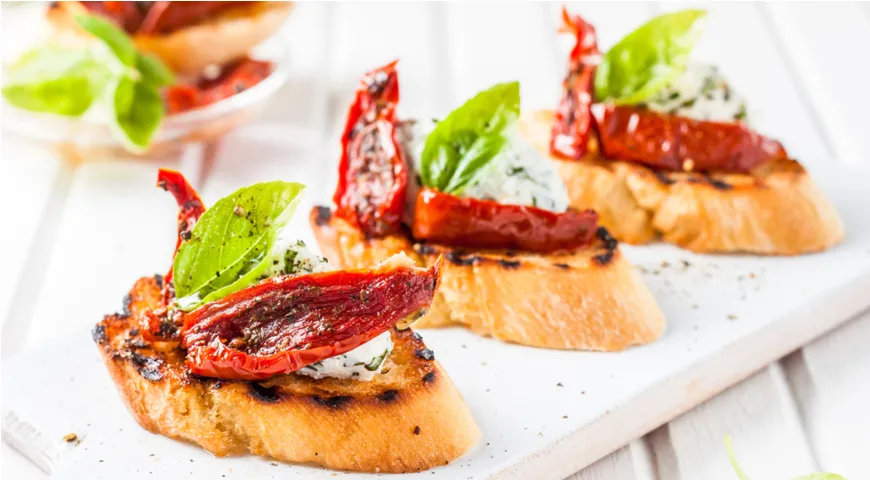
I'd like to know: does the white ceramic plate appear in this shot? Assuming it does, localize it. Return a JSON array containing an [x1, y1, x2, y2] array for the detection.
[[0, 5, 290, 159]]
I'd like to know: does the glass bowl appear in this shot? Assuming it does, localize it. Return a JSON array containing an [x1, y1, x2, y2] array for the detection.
[[1, 39, 290, 160]]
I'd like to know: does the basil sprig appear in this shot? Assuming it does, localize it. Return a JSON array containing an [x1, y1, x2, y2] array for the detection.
[[173, 181, 306, 311], [594, 9, 707, 105], [1, 14, 174, 152], [725, 435, 846, 480], [1, 46, 110, 116], [419, 81, 520, 195]]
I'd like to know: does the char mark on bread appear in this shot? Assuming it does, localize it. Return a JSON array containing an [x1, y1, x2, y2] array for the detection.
[[591, 227, 619, 266], [311, 395, 353, 409], [248, 383, 283, 403], [313, 206, 333, 226], [119, 293, 134, 319], [92, 324, 108, 345], [128, 352, 163, 382], [377, 389, 399, 403]]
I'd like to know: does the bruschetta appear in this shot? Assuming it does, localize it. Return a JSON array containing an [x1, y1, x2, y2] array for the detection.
[[47, 1, 293, 76], [526, 8, 844, 254], [310, 62, 664, 351], [93, 169, 479, 473]]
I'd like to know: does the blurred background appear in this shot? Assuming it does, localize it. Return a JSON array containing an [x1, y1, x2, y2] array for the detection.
[[2, 2, 869, 479]]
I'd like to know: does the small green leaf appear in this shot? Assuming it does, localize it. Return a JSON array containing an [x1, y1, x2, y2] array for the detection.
[[108, 78, 163, 152], [724, 435, 847, 480], [2, 46, 110, 116], [136, 53, 175, 88], [75, 14, 137, 66], [112, 76, 135, 117], [595, 9, 707, 105], [173, 181, 306, 310], [420, 81, 520, 194], [791, 474, 847, 480], [724, 435, 752, 480], [441, 134, 506, 193]]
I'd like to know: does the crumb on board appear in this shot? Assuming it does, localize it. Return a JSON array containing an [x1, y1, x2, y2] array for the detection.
[[64, 433, 77, 442]]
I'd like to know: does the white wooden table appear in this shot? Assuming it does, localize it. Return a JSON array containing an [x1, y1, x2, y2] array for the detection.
[[2, 2, 869, 479]]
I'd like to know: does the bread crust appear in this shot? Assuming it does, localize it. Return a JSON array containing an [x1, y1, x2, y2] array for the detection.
[[310, 208, 664, 351], [94, 276, 480, 473], [520, 110, 845, 254], [47, 2, 293, 75]]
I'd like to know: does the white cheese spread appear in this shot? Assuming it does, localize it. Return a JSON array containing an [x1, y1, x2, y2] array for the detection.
[[399, 120, 570, 213], [296, 331, 394, 381], [644, 63, 748, 124], [262, 236, 394, 381]]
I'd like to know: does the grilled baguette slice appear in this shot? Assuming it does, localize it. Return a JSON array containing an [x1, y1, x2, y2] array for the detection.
[[520, 110, 845, 254], [311, 208, 664, 351], [47, 2, 293, 75], [94, 275, 480, 473]]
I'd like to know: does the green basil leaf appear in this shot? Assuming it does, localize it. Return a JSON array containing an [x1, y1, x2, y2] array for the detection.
[[420, 81, 520, 194], [2, 46, 110, 116], [108, 78, 163, 152], [75, 14, 137, 66], [725, 435, 848, 480], [595, 9, 707, 105], [112, 76, 136, 117], [724, 435, 752, 480], [791, 475, 847, 480], [136, 53, 175, 88], [173, 181, 306, 310], [441, 134, 507, 194]]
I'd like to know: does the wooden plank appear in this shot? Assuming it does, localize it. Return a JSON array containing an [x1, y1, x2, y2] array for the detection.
[[0, 442, 43, 480], [0, 141, 66, 355], [326, 1, 442, 119], [566, 446, 636, 480], [253, 1, 330, 146], [649, 366, 817, 480], [784, 311, 870, 478], [19, 156, 195, 352], [764, 3, 870, 165], [445, 2, 565, 108]]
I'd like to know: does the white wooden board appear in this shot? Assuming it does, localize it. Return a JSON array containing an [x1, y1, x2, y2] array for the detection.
[[3, 162, 870, 479]]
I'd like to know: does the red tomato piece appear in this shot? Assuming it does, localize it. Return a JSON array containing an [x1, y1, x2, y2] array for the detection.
[[550, 8, 601, 160], [181, 260, 441, 380], [332, 60, 408, 237], [412, 188, 598, 253], [592, 104, 788, 173]]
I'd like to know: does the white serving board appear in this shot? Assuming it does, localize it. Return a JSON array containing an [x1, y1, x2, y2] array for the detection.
[[3, 163, 870, 480]]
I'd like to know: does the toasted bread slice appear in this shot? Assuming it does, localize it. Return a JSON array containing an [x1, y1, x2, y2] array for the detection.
[[94, 275, 480, 473], [310, 208, 664, 351], [519, 110, 845, 254], [47, 2, 293, 75]]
